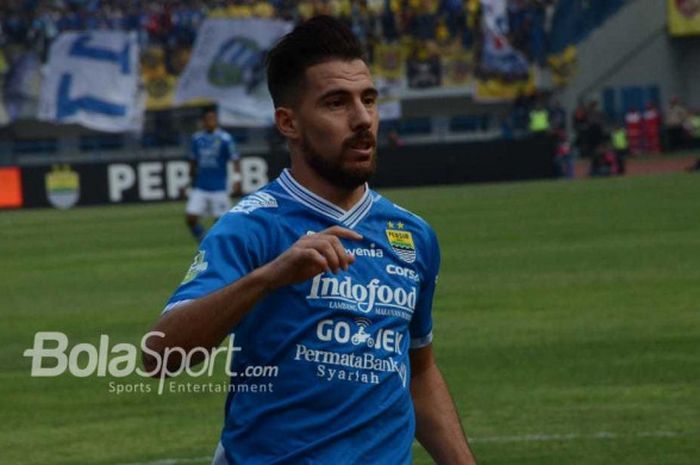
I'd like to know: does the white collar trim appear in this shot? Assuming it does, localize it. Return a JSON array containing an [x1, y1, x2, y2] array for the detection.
[[276, 169, 374, 228]]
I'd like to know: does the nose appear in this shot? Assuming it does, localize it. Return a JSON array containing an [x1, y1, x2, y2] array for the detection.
[[350, 97, 373, 132]]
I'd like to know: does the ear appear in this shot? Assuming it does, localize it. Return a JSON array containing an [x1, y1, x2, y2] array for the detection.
[[275, 107, 299, 140]]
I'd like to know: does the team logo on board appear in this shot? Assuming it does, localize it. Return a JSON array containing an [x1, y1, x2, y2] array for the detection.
[[208, 37, 265, 93], [45, 165, 80, 209], [385, 221, 416, 264]]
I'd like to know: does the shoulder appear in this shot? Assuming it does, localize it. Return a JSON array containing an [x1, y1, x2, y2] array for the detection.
[[374, 194, 440, 260], [373, 192, 437, 240], [203, 186, 282, 251], [229, 189, 280, 217], [217, 129, 234, 142], [371, 192, 439, 268], [218, 182, 289, 228]]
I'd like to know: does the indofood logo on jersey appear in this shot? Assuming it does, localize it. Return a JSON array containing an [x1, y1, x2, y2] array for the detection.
[[385, 222, 416, 264], [306, 274, 416, 314]]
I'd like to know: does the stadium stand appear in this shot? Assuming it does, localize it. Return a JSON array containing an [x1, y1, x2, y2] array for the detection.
[[548, 0, 627, 54], [4, 0, 696, 171]]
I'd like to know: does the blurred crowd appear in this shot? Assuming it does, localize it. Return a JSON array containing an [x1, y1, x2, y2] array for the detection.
[[509, 94, 700, 178], [1, 0, 207, 61], [575, 97, 700, 175], [0, 0, 558, 74]]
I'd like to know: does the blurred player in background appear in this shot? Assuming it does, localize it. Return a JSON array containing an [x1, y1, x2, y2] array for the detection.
[[145, 16, 477, 465], [186, 108, 240, 242]]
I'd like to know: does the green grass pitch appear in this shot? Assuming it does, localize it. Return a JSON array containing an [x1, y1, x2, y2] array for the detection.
[[1, 173, 699, 464]]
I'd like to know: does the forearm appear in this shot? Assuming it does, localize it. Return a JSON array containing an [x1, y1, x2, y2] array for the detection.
[[189, 161, 197, 186], [232, 159, 241, 195], [143, 265, 273, 373], [412, 362, 477, 465], [143, 226, 363, 375]]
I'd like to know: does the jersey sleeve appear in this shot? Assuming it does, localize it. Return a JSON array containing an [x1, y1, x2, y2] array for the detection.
[[163, 210, 275, 313], [223, 132, 240, 161], [409, 226, 441, 349], [189, 135, 198, 161]]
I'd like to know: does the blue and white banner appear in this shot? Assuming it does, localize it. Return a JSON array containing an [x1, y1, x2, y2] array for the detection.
[[480, 0, 529, 76], [3, 51, 42, 124], [0, 102, 9, 127], [38, 31, 143, 132], [175, 18, 292, 127]]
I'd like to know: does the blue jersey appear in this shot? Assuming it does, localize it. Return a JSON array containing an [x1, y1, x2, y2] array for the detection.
[[190, 129, 239, 192], [166, 169, 440, 464]]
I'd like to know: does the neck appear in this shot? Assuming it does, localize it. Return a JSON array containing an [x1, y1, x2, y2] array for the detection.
[[288, 162, 366, 211]]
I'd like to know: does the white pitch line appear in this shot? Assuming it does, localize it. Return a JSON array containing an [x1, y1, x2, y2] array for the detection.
[[116, 430, 700, 465], [471, 430, 700, 444], [114, 456, 211, 465]]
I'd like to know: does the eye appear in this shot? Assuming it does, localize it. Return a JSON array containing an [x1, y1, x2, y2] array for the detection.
[[326, 98, 344, 109], [363, 95, 377, 107]]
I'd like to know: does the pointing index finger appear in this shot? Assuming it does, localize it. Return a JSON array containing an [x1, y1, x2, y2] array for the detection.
[[320, 226, 363, 241]]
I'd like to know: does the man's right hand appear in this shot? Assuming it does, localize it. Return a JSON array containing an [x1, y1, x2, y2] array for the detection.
[[259, 226, 363, 290], [144, 228, 363, 376]]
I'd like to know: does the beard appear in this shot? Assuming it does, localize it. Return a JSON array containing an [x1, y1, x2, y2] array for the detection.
[[300, 130, 377, 190]]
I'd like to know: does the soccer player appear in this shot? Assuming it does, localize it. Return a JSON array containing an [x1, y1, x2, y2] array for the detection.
[[186, 108, 240, 242], [144, 16, 477, 465]]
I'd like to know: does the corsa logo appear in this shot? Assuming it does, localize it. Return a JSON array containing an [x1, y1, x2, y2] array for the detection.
[[386, 264, 420, 282]]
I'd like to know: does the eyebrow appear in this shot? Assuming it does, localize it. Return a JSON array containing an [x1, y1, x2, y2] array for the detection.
[[317, 87, 379, 102]]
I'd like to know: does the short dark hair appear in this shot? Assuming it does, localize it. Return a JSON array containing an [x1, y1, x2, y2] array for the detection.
[[201, 107, 217, 119], [266, 15, 365, 108]]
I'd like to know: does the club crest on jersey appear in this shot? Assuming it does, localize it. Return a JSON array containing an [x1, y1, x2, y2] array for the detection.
[[385, 222, 416, 264]]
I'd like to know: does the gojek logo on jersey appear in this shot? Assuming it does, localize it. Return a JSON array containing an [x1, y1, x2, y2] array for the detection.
[[316, 318, 404, 354], [306, 274, 417, 314]]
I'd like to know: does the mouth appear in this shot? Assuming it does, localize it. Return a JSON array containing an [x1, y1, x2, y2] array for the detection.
[[349, 138, 374, 149], [345, 146, 374, 160], [345, 135, 376, 157]]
